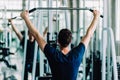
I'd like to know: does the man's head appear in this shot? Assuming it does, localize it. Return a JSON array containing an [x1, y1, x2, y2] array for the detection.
[[28, 31, 35, 42], [58, 29, 72, 47]]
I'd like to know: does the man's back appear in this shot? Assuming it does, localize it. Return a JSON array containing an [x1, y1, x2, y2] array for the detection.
[[44, 43, 85, 80]]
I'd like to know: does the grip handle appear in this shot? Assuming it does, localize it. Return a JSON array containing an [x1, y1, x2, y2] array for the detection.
[[29, 8, 37, 13], [10, 8, 37, 20], [11, 17, 17, 19], [89, 9, 103, 18]]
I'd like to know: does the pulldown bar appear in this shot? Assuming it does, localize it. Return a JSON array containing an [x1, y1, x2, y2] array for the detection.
[[11, 7, 103, 19]]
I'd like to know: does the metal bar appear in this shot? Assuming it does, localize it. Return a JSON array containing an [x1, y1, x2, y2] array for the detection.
[[22, 25, 28, 80], [115, 0, 120, 56], [102, 28, 118, 80], [101, 29, 107, 80], [109, 28, 118, 80], [70, 0, 73, 31], [36, 7, 90, 10], [48, 0, 53, 41], [10, 7, 103, 20], [32, 1, 37, 79], [35, 7, 103, 18], [107, 30, 111, 80], [0, 7, 89, 12], [63, 0, 69, 28], [38, 0, 43, 77], [0, 7, 90, 12], [56, 0, 58, 32], [102, 0, 109, 80], [32, 7, 38, 80], [0, 9, 22, 12], [82, 0, 86, 80], [3, 6, 8, 47], [76, 0, 80, 45], [47, 0, 53, 74], [22, 0, 30, 80]]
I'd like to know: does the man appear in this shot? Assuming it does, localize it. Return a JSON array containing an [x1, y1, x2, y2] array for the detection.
[[20, 10, 100, 80], [8, 19, 40, 80]]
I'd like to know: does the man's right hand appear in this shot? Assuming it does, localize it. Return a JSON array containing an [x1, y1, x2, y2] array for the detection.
[[20, 10, 29, 19]]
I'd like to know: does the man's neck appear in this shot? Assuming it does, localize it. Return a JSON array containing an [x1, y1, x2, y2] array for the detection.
[[60, 46, 70, 55]]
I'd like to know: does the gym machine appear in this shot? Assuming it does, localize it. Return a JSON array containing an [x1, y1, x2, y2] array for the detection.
[[0, 41, 16, 70], [0, 41, 17, 80]]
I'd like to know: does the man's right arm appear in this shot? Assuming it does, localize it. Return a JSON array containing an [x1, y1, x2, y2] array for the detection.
[[20, 10, 47, 52], [81, 10, 100, 49]]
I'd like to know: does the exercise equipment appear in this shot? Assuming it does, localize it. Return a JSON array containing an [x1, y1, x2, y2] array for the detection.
[[11, 8, 37, 19], [47, 32, 57, 48], [0, 41, 16, 70], [0, 42, 16, 80], [89, 9, 103, 18], [10, 7, 103, 20], [101, 28, 118, 80]]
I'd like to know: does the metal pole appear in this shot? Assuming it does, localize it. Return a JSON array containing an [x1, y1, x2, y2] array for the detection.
[[38, 0, 43, 77], [76, 0, 80, 45], [109, 28, 118, 80], [47, 0, 53, 73], [70, 0, 73, 31], [101, 29, 107, 80], [63, 0, 69, 29], [102, 0, 109, 79], [83, 0, 86, 80], [107, 0, 112, 77], [32, 37, 38, 80], [102, 28, 118, 80], [2, 0, 8, 48], [48, 0, 53, 41], [22, 0, 30, 80], [32, 0, 39, 79], [115, 0, 120, 56], [107, 30, 111, 80], [56, 0, 58, 32]]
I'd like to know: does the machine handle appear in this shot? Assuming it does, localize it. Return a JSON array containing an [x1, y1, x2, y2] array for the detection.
[[89, 9, 103, 18], [29, 8, 37, 13]]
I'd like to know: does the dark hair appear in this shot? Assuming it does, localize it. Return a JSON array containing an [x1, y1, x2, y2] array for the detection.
[[58, 29, 72, 47]]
